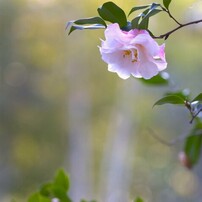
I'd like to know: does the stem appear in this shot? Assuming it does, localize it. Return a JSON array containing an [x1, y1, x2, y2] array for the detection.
[[154, 19, 202, 40], [190, 109, 202, 124], [160, 6, 182, 26]]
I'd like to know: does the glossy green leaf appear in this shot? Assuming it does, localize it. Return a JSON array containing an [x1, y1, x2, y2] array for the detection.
[[54, 169, 70, 192], [138, 9, 162, 29], [192, 93, 202, 102], [136, 4, 162, 30], [163, 0, 172, 9], [97, 1, 127, 28], [185, 136, 202, 165], [141, 72, 169, 86], [74, 17, 106, 27], [131, 16, 141, 29], [138, 16, 149, 29], [153, 95, 185, 107], [128, 5, 150, 16], [134, 197, 144, 202]]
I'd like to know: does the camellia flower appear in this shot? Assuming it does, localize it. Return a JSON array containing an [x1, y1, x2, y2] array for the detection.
[[99, 23, 167, 79]]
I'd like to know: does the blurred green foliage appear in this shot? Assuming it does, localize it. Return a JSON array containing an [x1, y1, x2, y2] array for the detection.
[[1, 0, 202, 202]]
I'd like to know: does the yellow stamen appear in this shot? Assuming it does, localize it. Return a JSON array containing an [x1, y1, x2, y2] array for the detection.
[[123, 49, 138, 63]]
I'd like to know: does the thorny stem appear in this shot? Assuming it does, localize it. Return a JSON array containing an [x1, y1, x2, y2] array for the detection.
[[154, 19, 202, 40]]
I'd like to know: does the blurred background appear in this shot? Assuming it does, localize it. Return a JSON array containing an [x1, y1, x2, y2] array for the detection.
[[1, 0, 202, 201]]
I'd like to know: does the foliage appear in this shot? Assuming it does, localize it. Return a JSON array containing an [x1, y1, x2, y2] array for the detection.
[[26, 169, 144, 202], [28, 169, 72, 202]]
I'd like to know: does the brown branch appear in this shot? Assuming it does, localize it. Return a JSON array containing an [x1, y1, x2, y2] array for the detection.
[[153, 19, 202, 40], [160, 6, 182, 26]]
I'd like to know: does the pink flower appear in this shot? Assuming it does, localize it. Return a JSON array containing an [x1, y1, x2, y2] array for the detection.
[[99, 23, 167, 79]]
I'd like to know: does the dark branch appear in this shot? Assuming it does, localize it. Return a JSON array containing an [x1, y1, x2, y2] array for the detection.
[[153, 19, 202, 40]]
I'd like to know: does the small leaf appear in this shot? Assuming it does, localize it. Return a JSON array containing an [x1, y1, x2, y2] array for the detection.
[[140, 72, 169, 86], [192, 93, 202, 102], [97, 1, 127, 28], [128, 5, 150, 16], [163, 0, 172, 9], [134, 197, 144, 202], [54, 169, 70, 192], [153, 95, 185, 107]]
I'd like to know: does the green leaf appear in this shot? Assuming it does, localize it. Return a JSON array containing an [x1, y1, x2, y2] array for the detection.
[[138, 15, 149, 29], [136, 4, 162, 30], [131, 16, 142, 29], [128, 5, 150, 16], [54, 169, 70, 192], [28, 193, 51, 202], [138, 9, 162, 29], [185, 125, 202, 166], [140, 72, 169, 86], [192, 93, 202, 102], [40, 183, 54, 197], [163, 0, 172, 9], [51, 185, 72, 202], [134, 197, 144, 202], [97, 1, 127, 28], [68, 24, 105, 35], [153, 95, 185, 107], [165, 89, 190, 100], [73, 17, 106, 27], [66, 17, 106, 35]]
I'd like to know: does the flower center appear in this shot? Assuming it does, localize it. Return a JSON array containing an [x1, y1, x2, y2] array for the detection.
[[123, 49, 138, 63]]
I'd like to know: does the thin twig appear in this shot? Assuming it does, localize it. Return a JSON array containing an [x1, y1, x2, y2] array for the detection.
[[160, 6, 182, 25], [190, 109, 202, 124], [153, 19, 202, 40]]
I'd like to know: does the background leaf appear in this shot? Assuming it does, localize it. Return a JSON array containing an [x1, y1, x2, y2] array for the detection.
[[28, 193, 51, 202], [134, 197, 144, 202], [97, 1, 127, 28], [54, 169, 70, 192]]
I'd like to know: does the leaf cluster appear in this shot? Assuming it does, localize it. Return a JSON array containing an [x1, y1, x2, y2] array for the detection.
[[66, 1, 173, 35]]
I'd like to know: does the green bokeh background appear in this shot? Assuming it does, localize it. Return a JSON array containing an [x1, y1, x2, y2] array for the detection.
[[1, 0, 202, 201]]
